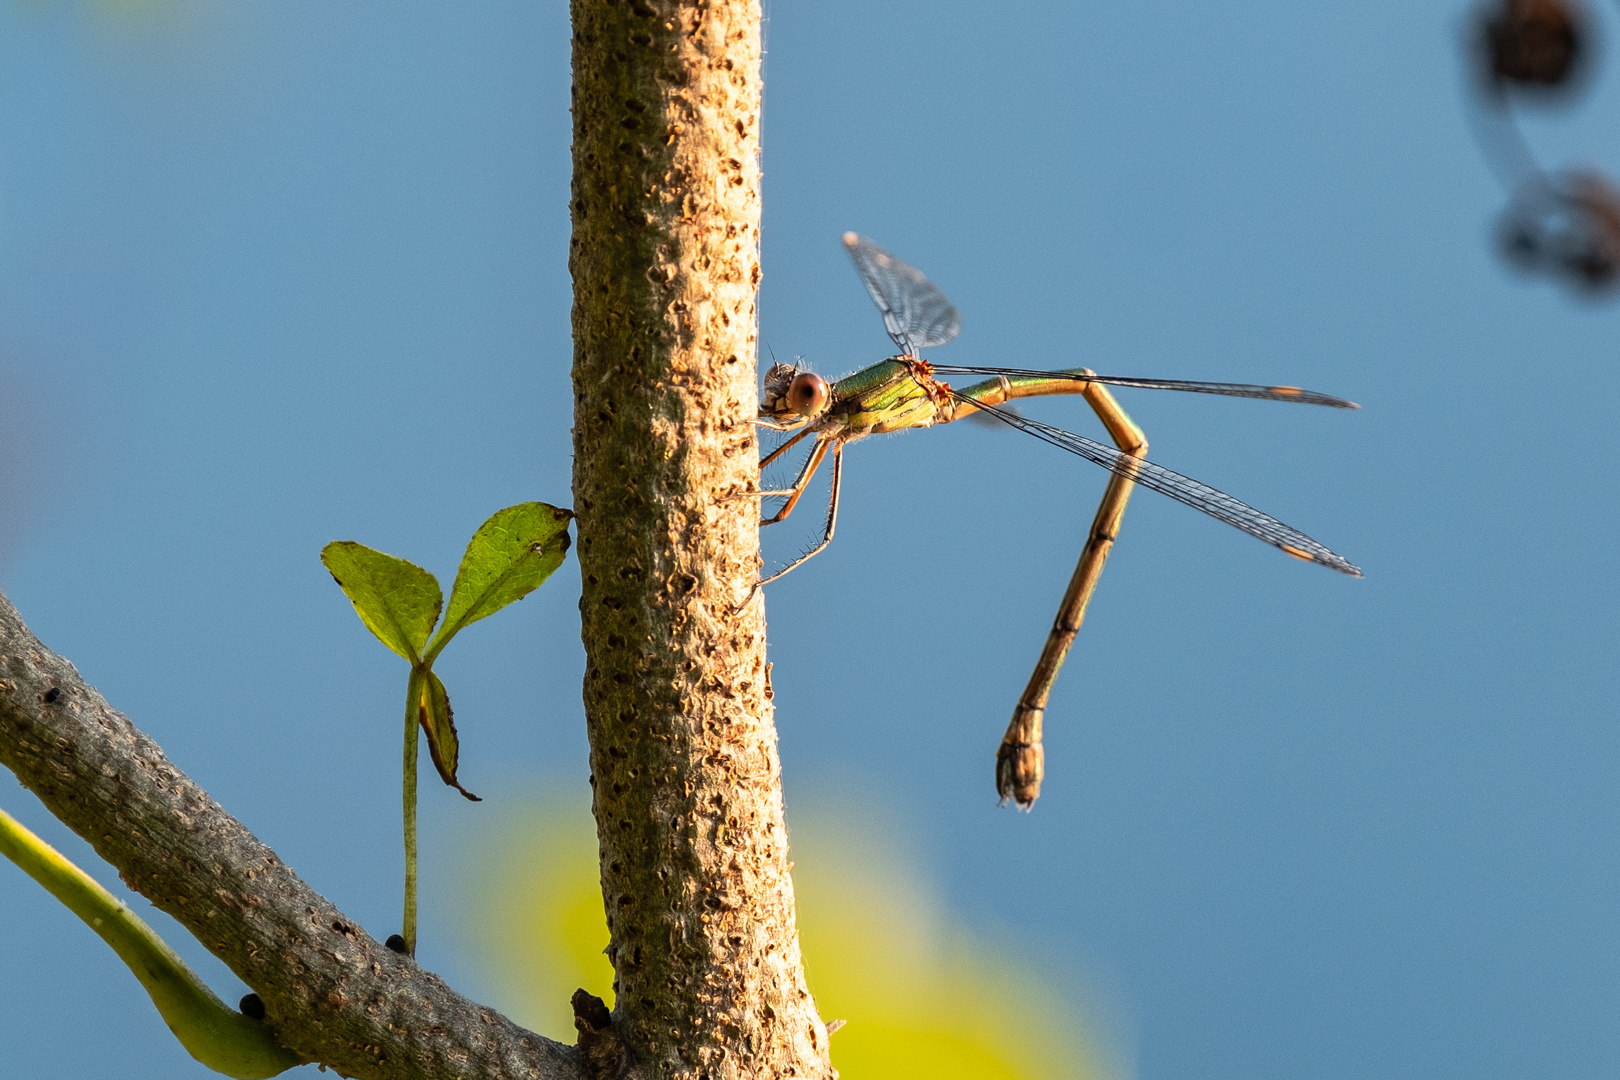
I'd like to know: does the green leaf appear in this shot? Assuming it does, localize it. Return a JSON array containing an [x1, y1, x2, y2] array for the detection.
[[321, 541, 443, 664], [424, 502, 573, 662], [418, 668, 479, 801]]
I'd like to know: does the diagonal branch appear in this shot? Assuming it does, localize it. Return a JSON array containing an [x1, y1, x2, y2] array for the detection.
[[0, 588, 585, 1080]]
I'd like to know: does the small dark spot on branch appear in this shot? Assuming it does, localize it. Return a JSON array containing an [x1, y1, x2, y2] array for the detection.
[[384, 934, 409, 954], [239, 993, 266, 1019], [572, 989, 612, 1033], [42, 687, 59, 703]]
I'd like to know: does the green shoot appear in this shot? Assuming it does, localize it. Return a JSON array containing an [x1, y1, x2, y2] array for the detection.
[[0, 806, 301, 1078], [322, 501, 572, 954]]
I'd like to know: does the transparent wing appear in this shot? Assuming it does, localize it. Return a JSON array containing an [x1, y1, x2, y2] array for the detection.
[[929, 365, 1359, 409], [960, 394, 1363, 577], [843, 232, 962, 354]]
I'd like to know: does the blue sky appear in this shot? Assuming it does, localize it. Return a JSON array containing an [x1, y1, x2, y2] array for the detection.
[[3, 2, 1620, 1078]]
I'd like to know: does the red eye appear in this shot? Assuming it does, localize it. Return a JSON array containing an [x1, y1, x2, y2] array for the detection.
[[787, 372, 829, 416]]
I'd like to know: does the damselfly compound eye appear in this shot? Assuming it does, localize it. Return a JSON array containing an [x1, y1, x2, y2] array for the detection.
[[787, 372, 829, 416]]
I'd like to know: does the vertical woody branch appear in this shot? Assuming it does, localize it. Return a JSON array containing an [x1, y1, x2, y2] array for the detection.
[[569, 0, 832, 1077]]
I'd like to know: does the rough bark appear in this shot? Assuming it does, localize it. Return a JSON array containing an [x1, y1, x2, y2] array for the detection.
[[0, 590, 584, 1080], [569, 0, 830, 1077]]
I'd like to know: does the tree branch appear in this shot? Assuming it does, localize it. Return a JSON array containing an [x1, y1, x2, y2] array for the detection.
[[0, 589, 584, 1080], [570, 0, 833, 1076]]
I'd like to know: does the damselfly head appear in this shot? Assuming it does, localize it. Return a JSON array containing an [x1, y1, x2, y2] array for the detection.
[[760, 362, 798, 414], [760, 362, 830, 419]]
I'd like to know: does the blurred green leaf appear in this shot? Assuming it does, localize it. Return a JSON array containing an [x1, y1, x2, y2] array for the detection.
[[425, 502, 573, 662], [419, 669, 479, 802], [321, 542, 442, 663]]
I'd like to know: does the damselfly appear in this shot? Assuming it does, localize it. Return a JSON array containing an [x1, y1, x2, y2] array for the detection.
[[751, 233, 1360, 807]]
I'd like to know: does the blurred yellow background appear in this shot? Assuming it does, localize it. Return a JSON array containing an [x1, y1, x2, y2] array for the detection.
[[447, 787, 1120, 1080]]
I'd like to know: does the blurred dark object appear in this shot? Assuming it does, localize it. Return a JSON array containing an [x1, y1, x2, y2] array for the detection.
[[1479, 0, 1588, 90], [1499, 169, 1620, 289]]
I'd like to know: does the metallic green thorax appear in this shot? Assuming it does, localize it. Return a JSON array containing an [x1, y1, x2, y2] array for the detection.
[[826, 359, 950, 434]]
